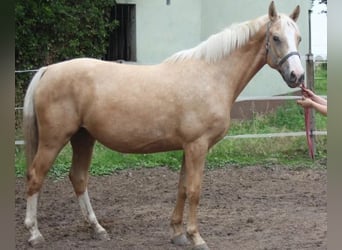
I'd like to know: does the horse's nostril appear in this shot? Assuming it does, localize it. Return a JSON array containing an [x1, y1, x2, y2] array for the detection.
[[290, 71, 297, 82], [298, 74, 305, 83]]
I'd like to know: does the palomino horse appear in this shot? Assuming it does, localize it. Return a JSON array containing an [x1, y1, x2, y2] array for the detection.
[[23, 2, 304, 249]]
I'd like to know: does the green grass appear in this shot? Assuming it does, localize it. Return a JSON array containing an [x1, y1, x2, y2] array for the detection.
[[314, 63, 327, 95], [15, 67, 327, 179]]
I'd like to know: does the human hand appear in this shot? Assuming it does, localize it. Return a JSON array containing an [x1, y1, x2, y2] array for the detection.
[[299, 84, 314, 98], [297, 97, 314, 108]]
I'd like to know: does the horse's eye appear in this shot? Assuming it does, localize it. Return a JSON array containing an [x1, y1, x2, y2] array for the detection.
[[298, 36, 302, 43], [273, 36, 280, 42]]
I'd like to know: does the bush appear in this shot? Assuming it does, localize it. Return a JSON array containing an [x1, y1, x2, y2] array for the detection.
[[15, 0, 118, 106]]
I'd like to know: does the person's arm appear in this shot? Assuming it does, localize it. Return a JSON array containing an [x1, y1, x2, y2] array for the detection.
[[311, 101, 327, 116], [297, 98, 327, 116], [312, 95, 327, 106], [301, 87, 327, 105]]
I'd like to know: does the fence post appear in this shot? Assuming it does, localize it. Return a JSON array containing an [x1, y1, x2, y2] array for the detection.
[[306, 9, 316, 157]]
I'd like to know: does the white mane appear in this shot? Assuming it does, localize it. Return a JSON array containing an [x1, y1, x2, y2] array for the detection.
[[165, 16, 268, 63]]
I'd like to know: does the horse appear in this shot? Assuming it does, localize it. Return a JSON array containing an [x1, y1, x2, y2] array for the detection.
[[23, 2, 304, 249]]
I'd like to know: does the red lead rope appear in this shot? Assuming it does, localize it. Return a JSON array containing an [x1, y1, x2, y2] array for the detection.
[[301, 84, 314, 159], [304, 107, 314, 159]]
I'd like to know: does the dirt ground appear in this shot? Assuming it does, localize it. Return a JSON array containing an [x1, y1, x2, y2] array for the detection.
[[15, 165, 327, 250]]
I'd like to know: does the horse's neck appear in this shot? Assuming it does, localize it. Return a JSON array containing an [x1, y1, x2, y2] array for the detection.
[[215, 30, 267, 102]]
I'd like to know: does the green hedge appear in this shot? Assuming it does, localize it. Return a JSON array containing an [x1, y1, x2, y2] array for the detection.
[[15, 0, 118, 106]]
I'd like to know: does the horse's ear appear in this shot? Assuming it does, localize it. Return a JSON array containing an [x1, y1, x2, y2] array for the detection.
[[289, 5, 300, 22], [268, 1, 278, 21]]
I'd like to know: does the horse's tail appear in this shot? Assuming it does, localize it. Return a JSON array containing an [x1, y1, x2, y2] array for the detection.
[[23, 67, 47, 168]]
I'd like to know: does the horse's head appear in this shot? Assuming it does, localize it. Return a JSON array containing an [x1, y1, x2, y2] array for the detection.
[[266, 1, 304, 88]]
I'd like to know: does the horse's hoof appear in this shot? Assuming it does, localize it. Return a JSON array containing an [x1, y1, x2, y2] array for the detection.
[[171, 234, 190, 246], [192, 243, 210, 250], [94, 230, 110, 241], [28, 234, 45, 246]]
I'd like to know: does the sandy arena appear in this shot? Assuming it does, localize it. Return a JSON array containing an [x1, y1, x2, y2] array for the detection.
[[15, 165, 326, 250]]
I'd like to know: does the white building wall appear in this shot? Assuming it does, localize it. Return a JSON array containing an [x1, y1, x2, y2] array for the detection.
[[117, 0, 310, 97], [117, 0, 201, 63]]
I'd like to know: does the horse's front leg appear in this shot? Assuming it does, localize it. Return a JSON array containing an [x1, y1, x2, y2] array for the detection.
[[170, 154, 190, 246], [172, 139, 210, 250]]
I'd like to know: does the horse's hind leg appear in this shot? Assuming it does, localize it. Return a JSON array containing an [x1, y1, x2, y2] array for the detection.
[[25, 141, 67, 245], [69, 128, 109, 240]]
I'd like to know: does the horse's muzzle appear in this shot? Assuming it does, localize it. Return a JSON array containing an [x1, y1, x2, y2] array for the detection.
[[287, 71, 305, 88], [280, 69, 304, 88]]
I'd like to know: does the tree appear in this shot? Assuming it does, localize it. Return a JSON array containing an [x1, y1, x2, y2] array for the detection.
[[311, 0, 327, 12], [311, 0, 327, 6]]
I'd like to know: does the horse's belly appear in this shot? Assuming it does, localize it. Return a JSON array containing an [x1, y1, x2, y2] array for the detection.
[[95, 133, 182, 154], [84, 120, 183, 153]]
